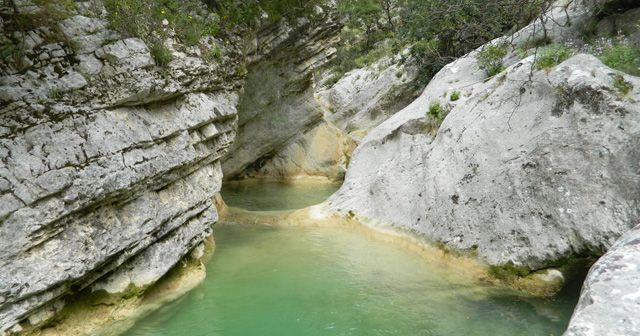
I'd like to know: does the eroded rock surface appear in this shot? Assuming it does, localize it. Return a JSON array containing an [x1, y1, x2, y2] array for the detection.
[[0, 1, 242, 333], [221, 16, 342, 179], [326, 51, 640, 270], [315, 54, 418, 136], [248, 119, 357, 180], [565, 224, 640, 336]]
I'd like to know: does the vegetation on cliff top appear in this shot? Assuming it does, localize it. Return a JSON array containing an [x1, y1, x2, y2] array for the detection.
[[323, 0, 557, 87], [326, 0, 640, 88]]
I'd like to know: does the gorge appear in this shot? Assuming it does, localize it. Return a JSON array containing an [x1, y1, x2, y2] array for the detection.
[[0, 0, 639, 335]]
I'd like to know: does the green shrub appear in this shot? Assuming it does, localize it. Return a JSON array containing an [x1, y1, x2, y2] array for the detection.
[[450, 90, 460, 101], [597, 42, 640, 76], [476, 43, 508, 77], [612, 74, 633, 96], [534, 44, 574, 70], [104, 0, 218, 46], [150, 41, 173, 67], [203, 46, 223, 63], [427, 100, 449, 129], [399, 0, 554, 83]]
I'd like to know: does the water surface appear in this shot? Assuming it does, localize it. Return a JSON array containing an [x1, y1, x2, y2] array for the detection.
[[124, 181, 579, 336], [220, 180, 340, 211]]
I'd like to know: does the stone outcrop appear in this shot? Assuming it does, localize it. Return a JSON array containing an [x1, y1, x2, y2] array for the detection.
[[247, 119, 356, 180], [565, 223, 640, 335], [0, 1, 244, 333], [315, 54, 418, 137], [322, 0, 640, 280], [0, 0, 349, 332], [221, 15, 342, 180]]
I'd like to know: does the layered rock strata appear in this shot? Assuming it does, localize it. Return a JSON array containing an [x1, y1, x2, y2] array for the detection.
[[221, 15, 342, 180], [0, 1, 242, 333]]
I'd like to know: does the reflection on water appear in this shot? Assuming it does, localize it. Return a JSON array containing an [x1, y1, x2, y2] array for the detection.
[[220, 180, 340, 211], [123, 180, 579, 336], [124, 224, 579, 336]]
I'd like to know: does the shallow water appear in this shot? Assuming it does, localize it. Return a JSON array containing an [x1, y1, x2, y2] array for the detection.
[[220, 180, 340, 211], [124, 182, 579, 336]]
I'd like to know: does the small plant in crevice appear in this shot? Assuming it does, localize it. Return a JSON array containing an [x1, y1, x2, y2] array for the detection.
[[426, 100, 450, 131], [49, 87, 62, 99], [612, 74, 633, 97], [534, 43, 575, 70], [450, 90, 460, 101], [150, 41, 173, 68], [81, 72, 93, 84], [476, 42, 508, 78], [203, 46, 223, 63]]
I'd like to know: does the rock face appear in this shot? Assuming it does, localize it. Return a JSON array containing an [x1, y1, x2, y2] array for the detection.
[[315, 54, 418, 136], [0, 1, 244, 333], [326, 50, 640, 271], [0, 0, 348, 332], [221, 16, 342, 180], [248, 119, 357, 180], [565, 223, 640, 336]]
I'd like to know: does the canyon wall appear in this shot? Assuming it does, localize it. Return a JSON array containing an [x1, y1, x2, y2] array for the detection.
[[0, 1, 341, 334], [321, 0, 640, 294]]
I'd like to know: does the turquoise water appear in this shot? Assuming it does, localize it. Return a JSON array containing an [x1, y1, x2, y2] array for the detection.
[[220, 180, 340, 211], [123, 182, 579, 336]]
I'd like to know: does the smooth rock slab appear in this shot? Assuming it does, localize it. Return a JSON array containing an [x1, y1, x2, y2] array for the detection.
[[565, 223, 640, 336], [327, 53, 640, 270]]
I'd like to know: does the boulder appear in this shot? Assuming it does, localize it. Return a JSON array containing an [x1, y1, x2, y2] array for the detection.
[[327, 53, 640, 271], [565, 223, 640, 336]]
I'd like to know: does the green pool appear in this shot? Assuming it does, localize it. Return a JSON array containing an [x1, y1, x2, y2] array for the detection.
[[123, 181, 579, 336], [220, 180, 340, 211]]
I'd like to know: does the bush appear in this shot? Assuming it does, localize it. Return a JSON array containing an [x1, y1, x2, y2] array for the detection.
[[534, 44, 574, 70], [476, 42, 508, 77], [427, 99, 450, 130], [399, 0, 554, 82], [583, 33, 640, 76], [104, 0, 218, 45], [150, 41, 173, 67], [203, 46, 223, 63]]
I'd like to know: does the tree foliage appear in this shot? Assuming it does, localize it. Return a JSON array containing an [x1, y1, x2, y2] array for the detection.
[[397, 0, 554, 81]]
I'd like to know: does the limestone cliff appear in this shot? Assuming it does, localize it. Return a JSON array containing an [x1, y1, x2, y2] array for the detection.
[[0, 0, 341, 334], [0, 2, 241, 333], [220, 14, 343, 180], [321, 0, 640, 289]]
